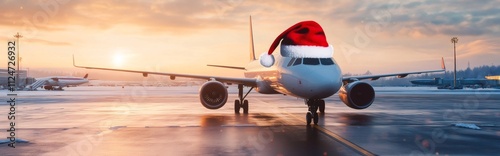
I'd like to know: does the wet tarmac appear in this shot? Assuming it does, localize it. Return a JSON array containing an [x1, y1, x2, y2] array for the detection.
[[1, 86, 499, 155]]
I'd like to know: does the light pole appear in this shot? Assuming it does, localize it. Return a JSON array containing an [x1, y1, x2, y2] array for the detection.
[[14, 32, 23, 90], [451, 37, 458, 89], [27, 67, 29, 85]]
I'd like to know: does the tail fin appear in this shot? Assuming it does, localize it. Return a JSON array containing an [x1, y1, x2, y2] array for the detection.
[[73, 54, 76, 67], [249, 16, 256, 61], [83, 74, 89, 79], [441, 57, 446, 70]]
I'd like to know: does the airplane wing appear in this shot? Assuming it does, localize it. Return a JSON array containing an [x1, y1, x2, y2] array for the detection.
[[73, 56, 257, 86], [342, 58, 446, 83]]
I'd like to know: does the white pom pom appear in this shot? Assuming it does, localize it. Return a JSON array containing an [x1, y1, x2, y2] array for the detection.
[[259, 53, 275, 67]]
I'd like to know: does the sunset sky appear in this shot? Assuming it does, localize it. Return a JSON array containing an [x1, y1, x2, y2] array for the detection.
[[1, 0, 499, 79]]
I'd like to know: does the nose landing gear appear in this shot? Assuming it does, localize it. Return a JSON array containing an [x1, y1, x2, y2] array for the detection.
[[305, 99, 325, 125], [234, 84, 253, 114]]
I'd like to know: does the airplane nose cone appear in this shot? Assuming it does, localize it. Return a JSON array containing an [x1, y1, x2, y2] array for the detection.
[[303, 74, 341, 99], [281, 66, 342, 99]]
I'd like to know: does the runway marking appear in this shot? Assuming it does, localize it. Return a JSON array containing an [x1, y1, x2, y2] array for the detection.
[[284, 112, 377, 156], [313, 125, 377, 156]]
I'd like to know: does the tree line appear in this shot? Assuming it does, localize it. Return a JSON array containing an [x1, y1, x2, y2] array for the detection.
[[344, 65, 500, 86]]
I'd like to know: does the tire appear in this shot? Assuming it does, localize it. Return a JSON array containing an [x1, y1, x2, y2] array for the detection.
[[242, 100, 249, 114], [319, 100, 325, 113], [306, 113, 312, 125], [234, 100, 240, 114]]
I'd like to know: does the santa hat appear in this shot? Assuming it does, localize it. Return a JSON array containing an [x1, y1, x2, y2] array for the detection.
[[260, 21, 333, 67]]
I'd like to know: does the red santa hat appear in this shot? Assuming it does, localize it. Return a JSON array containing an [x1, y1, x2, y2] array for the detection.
[[260, 20, 333, 67]]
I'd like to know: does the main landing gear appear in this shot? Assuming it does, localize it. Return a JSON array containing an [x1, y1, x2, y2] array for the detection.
[[234, 84, 254, 114], [305, 99, 325, 125], [43, 86, 64, 91]]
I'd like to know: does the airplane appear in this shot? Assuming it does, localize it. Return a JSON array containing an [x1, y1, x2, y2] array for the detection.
[[27, 74, 89, 90], [73, 17, 445, 125]]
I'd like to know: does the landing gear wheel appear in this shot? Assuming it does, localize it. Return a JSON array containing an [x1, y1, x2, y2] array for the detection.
[[242, 100, 249, 114], [235, 85, 254, 114], [319, 100, 325, 113], [234, 100, 241, 114], [313, 112, 319, 124], [306, 113, 312, 125], [305, 99, 323, 125]]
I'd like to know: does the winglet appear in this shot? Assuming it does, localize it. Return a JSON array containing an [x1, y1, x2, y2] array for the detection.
[[72, 55, 84, 68], [441, 57, 446, 70], [73, 54, 77, 67], [249, 15, 256, 61], [83, 74, 89, 79]]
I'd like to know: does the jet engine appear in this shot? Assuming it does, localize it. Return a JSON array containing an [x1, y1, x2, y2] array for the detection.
[[339, 81, 375, 109], [199, 81, 228, 109]]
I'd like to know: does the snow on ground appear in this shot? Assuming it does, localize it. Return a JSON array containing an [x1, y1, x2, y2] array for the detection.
[[0, 86, 499, 97]]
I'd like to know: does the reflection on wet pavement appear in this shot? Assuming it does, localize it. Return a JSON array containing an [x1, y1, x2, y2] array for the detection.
[[1, 86, 499, 155]]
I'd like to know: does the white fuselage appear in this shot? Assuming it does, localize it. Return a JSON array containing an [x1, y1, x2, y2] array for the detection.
[[41, 76, 89, 87], [244, 54, 343, 99]]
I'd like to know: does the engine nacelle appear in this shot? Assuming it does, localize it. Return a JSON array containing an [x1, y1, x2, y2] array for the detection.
[[339, 81, 375, 109], [199, 81, 228, 109]]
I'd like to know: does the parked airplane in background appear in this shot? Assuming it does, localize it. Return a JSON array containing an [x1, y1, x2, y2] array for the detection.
[[73, 17, 445, 125], [26, 74, 89, 90]]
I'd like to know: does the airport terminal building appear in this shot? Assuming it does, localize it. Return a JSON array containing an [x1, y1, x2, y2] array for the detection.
[[411, 76, 500, 89], [0, 69, 35, 89]]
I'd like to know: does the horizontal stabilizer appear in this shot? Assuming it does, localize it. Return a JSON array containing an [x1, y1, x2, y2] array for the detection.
[[207, 64, 246, 70]]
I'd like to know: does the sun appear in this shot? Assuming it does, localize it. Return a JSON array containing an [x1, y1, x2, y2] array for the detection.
[[113, 53, 124, 67], [112, 49, 129, 67]]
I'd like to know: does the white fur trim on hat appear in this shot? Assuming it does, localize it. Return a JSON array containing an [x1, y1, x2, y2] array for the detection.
[[259, 53, 275, 67], [280, 44, 334, 58]]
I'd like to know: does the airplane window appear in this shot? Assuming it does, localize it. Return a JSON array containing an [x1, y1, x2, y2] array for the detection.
[[293, 58, 302, 66], [303, 58, 320, 65], [287, 58, 297, 67], [320, 58, 335, 65]]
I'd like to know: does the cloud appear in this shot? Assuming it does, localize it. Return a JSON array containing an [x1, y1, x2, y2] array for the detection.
[[329, 0, 500, 37], [1, 0, 499, 38], [0, 0, 342, 34], [457, 39, 499, 58], [25, 38, 71, 46], [0, 0, 246, 34]]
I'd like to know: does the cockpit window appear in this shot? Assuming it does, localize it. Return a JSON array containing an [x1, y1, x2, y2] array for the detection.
[[292, 58, 302, 66], [320, 58, 335, 65], [287, 58, 297, 67], [287, 58, 335, 66], [303, 58, 320, 65]]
